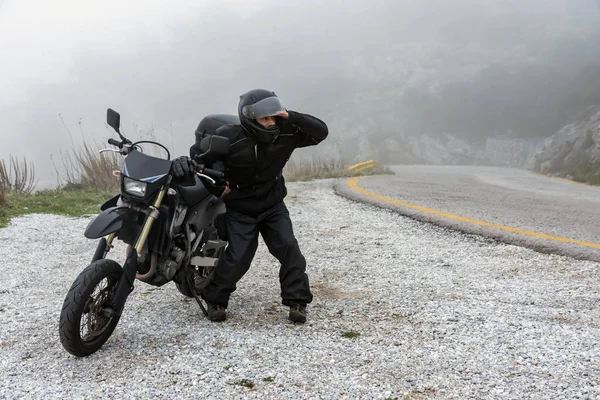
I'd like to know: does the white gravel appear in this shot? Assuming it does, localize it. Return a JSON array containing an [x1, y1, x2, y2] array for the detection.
[[0, 179, 599, 399]]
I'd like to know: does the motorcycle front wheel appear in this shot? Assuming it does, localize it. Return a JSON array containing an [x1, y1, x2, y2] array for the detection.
[[59, 259, 123, 357]]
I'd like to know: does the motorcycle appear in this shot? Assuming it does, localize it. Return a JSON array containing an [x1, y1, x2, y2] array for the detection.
[[59, 108, 230, 357]]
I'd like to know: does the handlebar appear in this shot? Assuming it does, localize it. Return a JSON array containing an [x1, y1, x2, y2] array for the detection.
[[201, 167, 225, 181], [191, 159, 225, 182], [108, 138, 122, 148]]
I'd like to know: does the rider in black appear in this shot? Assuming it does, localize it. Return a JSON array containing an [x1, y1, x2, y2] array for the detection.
[[172, 89, 328, 323]]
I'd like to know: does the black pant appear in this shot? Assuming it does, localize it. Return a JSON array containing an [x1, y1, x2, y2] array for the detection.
[[201, 202, 313, 308]]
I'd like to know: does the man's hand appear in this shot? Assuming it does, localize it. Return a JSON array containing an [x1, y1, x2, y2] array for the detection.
[[171, 156, 192, 178], [220, 182, 231, 198], [276, 111, 289, 119]]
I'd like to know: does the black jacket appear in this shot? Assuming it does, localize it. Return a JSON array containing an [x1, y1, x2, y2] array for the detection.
[[191, 111, 328, 216]]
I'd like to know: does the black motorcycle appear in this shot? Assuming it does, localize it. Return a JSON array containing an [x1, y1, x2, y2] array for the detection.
[[59, 108, 229, 357]]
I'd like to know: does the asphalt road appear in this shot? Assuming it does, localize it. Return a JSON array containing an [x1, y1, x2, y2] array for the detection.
[[335, 165, 600, 262]]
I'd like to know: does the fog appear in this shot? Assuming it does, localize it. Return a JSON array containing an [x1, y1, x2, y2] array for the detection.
[[2, 0, 600, 187]]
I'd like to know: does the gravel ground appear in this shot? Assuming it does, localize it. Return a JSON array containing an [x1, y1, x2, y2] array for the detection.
[[0, 179, 599, 399]]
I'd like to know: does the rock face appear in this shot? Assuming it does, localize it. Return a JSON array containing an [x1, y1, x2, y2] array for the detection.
[[332, 103, 600, 172], [485, 138, 544, 167], [325, 131, 542, 168], [527, 105, 600, 175], [374, 133, 486, 166]]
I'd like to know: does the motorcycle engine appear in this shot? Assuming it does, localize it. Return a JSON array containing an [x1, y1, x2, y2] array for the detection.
[[158, 247, 186, 281]]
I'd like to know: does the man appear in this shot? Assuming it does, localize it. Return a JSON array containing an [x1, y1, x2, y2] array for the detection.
[[172, 89, 328, 323]]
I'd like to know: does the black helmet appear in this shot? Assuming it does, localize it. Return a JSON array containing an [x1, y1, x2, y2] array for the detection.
[[238, 89, 286, 143]]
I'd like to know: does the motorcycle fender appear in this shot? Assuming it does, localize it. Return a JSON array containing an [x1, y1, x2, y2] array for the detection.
[[84, 206, 138, 239]]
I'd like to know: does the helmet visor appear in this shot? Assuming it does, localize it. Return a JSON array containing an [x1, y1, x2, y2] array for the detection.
[[242, 97, 285, 119]]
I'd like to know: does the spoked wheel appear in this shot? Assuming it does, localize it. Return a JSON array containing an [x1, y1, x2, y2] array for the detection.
[[59, 259, 123, 357]]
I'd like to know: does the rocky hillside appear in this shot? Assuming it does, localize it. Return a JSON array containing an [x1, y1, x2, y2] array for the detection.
[[527, 105, 600, 183]]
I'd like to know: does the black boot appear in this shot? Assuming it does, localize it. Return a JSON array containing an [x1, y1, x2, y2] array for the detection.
[[288, 303, 307, 323], [206, 302, 227, 322]]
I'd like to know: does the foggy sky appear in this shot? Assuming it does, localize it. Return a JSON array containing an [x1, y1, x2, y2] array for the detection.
[[1, 0, 600, 187]]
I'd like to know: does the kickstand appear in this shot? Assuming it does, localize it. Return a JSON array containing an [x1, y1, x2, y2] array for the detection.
[[187, 275, 208, 317]]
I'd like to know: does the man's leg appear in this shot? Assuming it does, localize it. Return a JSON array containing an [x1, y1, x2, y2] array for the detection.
[[259, 202, 313, 321], [201, 209, 259, 319]]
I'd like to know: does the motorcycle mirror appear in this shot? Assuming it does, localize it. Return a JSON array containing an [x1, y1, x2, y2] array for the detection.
[[107, 108, 129, 142], [107, 108, 121, 133]]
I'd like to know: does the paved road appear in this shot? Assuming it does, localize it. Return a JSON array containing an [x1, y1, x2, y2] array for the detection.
[[335, 165, 600, 262]]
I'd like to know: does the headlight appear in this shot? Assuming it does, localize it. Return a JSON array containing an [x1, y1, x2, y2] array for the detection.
[[123, 176, 147, 197]]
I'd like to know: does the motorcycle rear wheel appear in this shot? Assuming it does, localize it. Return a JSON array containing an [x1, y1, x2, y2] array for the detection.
[[175, 266, 216, 298], [176, 230, 223, 298], [59, 259, 123, 357], [175, 276, 195, 298]]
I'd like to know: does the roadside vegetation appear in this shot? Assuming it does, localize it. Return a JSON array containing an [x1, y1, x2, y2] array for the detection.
[[0, 136, 391, 228], [536, 152, 600, 186], [283, 157, 393, 182], [572, 172, 600, 185], [567, 163, 600, 186], [0, 142, 120, 228], [0, 187, 113, 228]]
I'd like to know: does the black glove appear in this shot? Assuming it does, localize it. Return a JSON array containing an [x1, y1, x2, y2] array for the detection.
[[171, 156, 193, 178]]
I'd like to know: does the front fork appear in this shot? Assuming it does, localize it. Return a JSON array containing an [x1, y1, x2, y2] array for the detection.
[[91, 233, 116, 263], [92, 185, 169, 315], [92, 185, 168, 263]]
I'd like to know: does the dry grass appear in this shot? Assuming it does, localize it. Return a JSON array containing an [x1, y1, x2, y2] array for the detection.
[[54, 142, 121, 191], [0, 156, 37, 199], [71, 142, 121, 191], [52, 120, 166, 191], [0, 165, 4, 205]]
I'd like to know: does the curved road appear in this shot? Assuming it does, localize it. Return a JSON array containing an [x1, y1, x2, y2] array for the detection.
[[335, 165, 600, 262]]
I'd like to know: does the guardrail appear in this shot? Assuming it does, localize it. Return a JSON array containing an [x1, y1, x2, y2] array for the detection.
[[347, 160, 377, 172]]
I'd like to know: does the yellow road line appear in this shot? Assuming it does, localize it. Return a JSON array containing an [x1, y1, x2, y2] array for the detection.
[[347, 176, 600, 249]]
